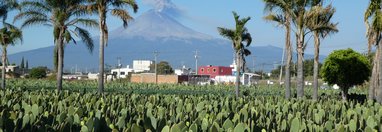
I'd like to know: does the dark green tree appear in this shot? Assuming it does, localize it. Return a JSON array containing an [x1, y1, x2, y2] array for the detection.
[[321, 49, 371, 101], [150, 61, 174, 75], [25, 60, 28, 70], [29, 67, 47, 79], [20, 57, 24, 69]]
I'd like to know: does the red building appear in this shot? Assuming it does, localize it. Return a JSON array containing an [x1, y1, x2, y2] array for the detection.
[[198, 65, 233, 78]]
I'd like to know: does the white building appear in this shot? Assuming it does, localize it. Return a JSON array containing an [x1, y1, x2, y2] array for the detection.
[[214, 73, 260, 86], [174, 65, 192, 75], [133, 60, 153, 72], [111, 65, 134, 79], [0, 65, 20, 73]]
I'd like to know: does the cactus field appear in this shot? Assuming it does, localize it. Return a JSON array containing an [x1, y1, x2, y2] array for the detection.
[[0, 79, 381, 131]]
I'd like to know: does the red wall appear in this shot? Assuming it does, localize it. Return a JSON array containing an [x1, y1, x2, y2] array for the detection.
[[198, 66, 232, 78]]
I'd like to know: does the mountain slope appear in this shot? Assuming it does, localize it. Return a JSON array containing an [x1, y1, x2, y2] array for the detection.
[[8, 10, 324, 72]]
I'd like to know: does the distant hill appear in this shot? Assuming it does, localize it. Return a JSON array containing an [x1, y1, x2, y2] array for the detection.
[[9, 9, 324, 72]]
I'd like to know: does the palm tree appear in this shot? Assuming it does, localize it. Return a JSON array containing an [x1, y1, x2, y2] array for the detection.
[[87, 0, 138, 93], [15, 0, 97, 91], [290, 0, 326, 98], [218, 11, 252, 98], [0, 23, 22, 89], [306, 4, 338, 100], [263, 0, 293, 99], [365, 0, 382, 103]]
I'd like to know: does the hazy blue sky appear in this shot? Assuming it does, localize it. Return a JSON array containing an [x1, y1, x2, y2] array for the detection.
[[9, 0, 369, 55]]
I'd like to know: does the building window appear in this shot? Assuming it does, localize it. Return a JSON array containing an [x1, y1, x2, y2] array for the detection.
[[207, 68, 210, 72], [120, 72, 126, 75], [201, 68, 204, 73], [213, 68, 217, 73], [113, 72, 117, 75], [221, 69, 224, 73]]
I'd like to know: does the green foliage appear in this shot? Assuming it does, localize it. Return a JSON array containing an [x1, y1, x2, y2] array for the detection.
[[271, 59, 322, 79], [0, 79, 381, 131], [321, 48, 371, 89], [29, 67, 47, 79], [149, 61, 174, 75]]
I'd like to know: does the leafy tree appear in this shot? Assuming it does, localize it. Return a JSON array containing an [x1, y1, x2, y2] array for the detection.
[[263, 0, 293, 99], [149, 61, 174, 75], [321, 49, 371, 101], [29, 67, 47, 79], [87, 0, 138, 93], [217, 11, 252, 97], [0, 24, 22, 89], [307, 4, 338, 100], [15, 0, 97, 91]]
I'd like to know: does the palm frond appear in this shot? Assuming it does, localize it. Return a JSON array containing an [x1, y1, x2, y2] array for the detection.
[[242, 32, 252, 47], [19, 17, 49, 29], [111, 0, 138, 13], [217, 27, 235, 40], [75, 27, 94, 53], [111, 8, 133, 28], [68, 18, 98, 28]]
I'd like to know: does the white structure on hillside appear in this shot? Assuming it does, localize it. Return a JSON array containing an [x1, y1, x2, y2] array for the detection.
[[111, 65, 134, 79], [174, 65, 192, 75], [133, 60, 153, 72]]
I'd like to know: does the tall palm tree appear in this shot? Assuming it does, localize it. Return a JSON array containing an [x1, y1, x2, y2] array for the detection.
[[290, 0, 325, 98], [365, 0, 382, 103], [306, 4, 338, 100], [218, 11, 252, 98], [263, 0, 293, 99], [0, 23, 22, 89], [15, 0, 97, 91], [87, 0, 138, 93]]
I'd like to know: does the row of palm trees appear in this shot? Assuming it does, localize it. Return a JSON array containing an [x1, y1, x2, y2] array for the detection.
[[0, 0, 137, 93], [260, 0, 382, 103], [217, 0, 339, 99], [224, 0, 339, 100]]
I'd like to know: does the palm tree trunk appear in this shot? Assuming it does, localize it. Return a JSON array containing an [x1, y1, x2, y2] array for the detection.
[[377, 43, 382, 103], [98, 13, 106, 94], [1, 47, 6, 89], [56, 30, 64, 92], [313, 33, 320, 100], [297, 34, 305, 98], [285, 20, 292, 99], [369, 49, 378, 100], [235, 52, 241, 98]]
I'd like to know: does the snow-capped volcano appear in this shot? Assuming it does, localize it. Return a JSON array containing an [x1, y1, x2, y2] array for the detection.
[[111, 10, 213, 41]]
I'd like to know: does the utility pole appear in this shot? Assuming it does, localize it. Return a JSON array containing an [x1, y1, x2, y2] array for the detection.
[[261, 63, 265, 79], [194, 50, 199, 75], [253, 56, 256, 73], [154, 51, 159, 84], [117, 57, 121, 81], [279, 45, 286, 85]]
